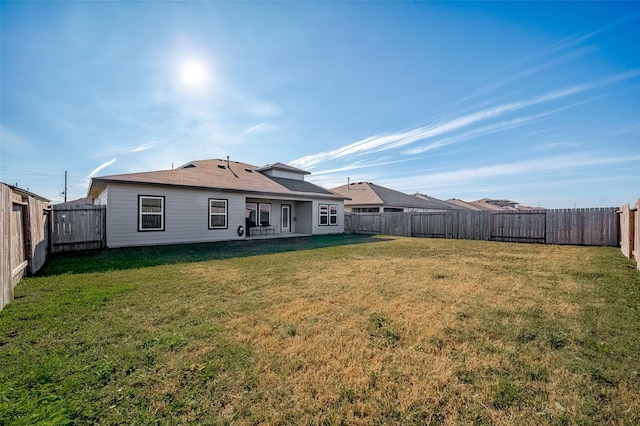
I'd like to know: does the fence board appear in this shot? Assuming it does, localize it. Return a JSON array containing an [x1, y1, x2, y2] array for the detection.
[[411, 212, 446, 238], [51, 205, 106, 252], [346, 208, 619, 247], [1, 183, 51, 310], [490, 211, 546, 243], [26, 196, 49, 275], [0, 185, 10, 310]]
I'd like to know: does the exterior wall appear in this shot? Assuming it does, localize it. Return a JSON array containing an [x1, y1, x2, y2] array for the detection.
[[294, 201, 313, 234], [105, 184, 247, 248], [311, 199, 345, 235], [96, 187, 109, 206], [102, 183, 346, 247]]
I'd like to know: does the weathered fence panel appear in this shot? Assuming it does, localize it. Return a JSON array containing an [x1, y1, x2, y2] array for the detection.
[[346, 207, 619, 247], [346, 213, 382, 234], [411, 212, 447, 238], [620, 199, 639, 270], [619, 204, 634, 258], [1, 183, 50, 311], [490, 211, 546, 243], [635, 199, 640, 269], [51, 205, 106, 253], [382, 212, 410, 237], [26, 195, 49, 275], [1, 185, 13, 310], [546, 208, 618, 246]]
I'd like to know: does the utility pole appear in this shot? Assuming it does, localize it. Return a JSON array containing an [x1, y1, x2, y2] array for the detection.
[[64, 170, 67, 202]]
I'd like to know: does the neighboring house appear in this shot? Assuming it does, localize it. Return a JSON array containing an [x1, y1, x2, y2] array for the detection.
[[87, 159, 348, 248], [447, 198, 543, 211], [331, 182, 460, 212], [55, 197, 93, 207], [446, 198, 495, 211]]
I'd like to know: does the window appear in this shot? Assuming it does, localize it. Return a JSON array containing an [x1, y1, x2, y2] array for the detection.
[[246, 203, 257, 227], [259, 203, 271, 226], [319, 204, 339, 226], [139, 195, 164, 231], [209, 199, 227, 229], [319, 204, 329, 225], [329, 204, 338, 225], [246, 202, 271, 227]]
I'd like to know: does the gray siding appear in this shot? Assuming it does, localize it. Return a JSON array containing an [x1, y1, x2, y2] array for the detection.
[[294, 201, 313, 234], [311, 200, 345, 235], [105, 184, 246, 248]]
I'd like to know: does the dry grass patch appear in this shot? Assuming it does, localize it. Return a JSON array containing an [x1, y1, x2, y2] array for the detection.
[[1, 235, 639, 425]]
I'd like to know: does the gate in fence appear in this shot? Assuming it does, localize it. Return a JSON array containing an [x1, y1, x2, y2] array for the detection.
[[51, 205, 106, 253]]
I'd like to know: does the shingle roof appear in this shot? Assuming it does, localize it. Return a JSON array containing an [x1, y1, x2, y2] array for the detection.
[[88, 158, 346, 200], [411, 193, 466, 210], [331, 182, 457, 210], [446, 199, 487, 211], [256, 162, 310, 175]]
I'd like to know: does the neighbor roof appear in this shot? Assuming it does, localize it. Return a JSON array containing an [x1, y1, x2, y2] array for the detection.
[[411, 192, 466, 210], [88, 158, 345, 200], [331, 182, 458, 210]]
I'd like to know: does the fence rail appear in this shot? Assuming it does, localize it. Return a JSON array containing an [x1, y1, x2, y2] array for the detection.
[[345, 207, 620, 247]]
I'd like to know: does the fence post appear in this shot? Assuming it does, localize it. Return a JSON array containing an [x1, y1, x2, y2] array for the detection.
[[635, 199, 640, 270]]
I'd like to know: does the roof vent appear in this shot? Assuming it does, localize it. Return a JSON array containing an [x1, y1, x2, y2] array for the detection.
[[244, 168, 253, 173], [217, 164, 226, 169]]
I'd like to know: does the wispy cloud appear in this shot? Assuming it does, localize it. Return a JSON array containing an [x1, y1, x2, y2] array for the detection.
[[406, 113, 546, 155], [80, 158, 117, 188], [242, 121, 277, 135], [382, 153, 640, 192], [291, 71, 640, 170], [93, 143, 154, 158], [130, 143, 153, 153], [533, 141, 584, 151]]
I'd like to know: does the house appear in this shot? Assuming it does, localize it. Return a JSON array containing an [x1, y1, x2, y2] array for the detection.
[[446, 198, 494, 211], [447, 198, 542, 211], [330, 182, 461, 212], [87, 159, 348, 248]]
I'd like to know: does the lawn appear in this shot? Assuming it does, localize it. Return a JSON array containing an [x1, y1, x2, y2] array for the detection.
[[1, 235, 639, 425]]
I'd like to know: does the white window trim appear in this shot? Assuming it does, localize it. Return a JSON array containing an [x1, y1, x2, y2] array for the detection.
[[329, 204, 338, 225], [319, 204, 339, 226], [138, 195, 165, 232], [319, 204, 329, 226], [209, 198, 228, 229]]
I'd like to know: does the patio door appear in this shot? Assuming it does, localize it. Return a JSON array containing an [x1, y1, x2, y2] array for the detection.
[[281, 204, 291, 232]]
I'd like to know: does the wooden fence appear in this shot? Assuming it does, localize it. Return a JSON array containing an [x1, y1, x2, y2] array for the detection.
[[345, 207, 619, 246], [51, 205, 106, 253], [1, 183, 50, 311], [619, 199, 639, 270]]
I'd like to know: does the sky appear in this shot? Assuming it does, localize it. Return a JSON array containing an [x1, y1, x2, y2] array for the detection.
[[1, 1, 639, 208]]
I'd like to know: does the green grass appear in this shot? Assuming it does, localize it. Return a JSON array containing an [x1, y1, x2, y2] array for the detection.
[[1, 235, 639, 425]]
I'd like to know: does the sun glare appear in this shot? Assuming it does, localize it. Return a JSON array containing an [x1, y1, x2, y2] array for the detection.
[[179, 60, 209, 89]]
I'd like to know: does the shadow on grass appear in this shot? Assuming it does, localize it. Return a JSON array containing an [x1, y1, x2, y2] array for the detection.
[[38, 234, 390, 276]]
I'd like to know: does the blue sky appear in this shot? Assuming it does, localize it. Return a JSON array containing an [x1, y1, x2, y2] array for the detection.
[[1, 1, 639, 208]]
